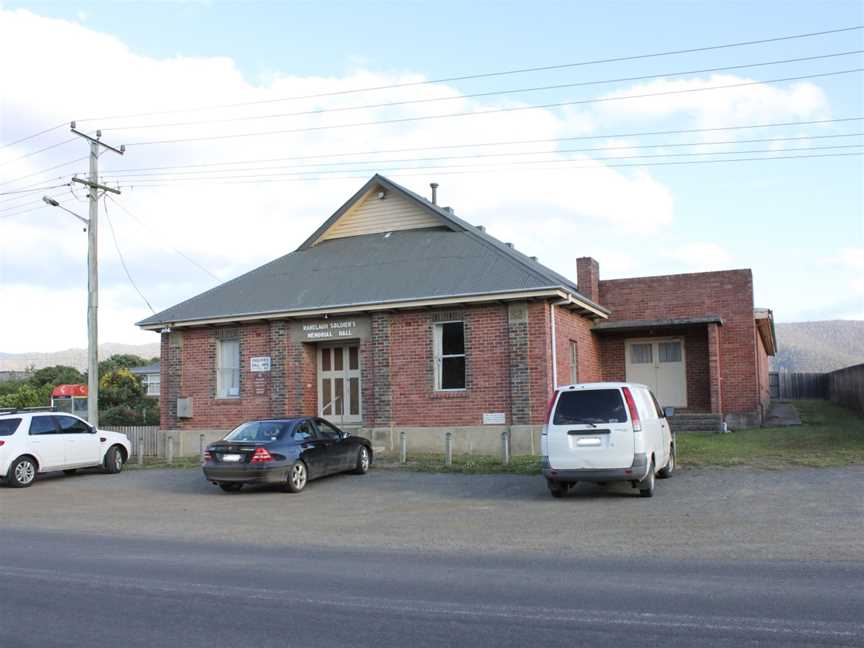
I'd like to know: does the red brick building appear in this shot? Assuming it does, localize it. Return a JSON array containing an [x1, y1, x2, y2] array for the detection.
[[138, 175, 776, 451]]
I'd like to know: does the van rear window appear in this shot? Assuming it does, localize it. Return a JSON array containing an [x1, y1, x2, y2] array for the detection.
[[0, 418, 22, 435], [553, 390, 628, 425]]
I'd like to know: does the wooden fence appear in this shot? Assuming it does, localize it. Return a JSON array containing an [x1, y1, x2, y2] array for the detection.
[[828, 363, 864, 415], [769, 372, 830, 400], [102, 425, 163, 457]]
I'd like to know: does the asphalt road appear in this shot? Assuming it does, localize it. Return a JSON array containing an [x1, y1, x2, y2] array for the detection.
[[1, 466, 863, 646], [1, 527, 862, 647]]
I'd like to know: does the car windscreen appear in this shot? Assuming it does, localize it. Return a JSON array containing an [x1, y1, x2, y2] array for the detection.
[[0, 418, 22, 435], [553, 390, 628, 425], [223, 421, 291, 442]]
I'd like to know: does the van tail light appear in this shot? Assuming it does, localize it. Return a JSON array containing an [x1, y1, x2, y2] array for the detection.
[[202, 450, 212, 464], [0, 440, 5, 447], [545, 390, 559, 424], [622, 387, 642, 432], [250, 447, 273, 463]]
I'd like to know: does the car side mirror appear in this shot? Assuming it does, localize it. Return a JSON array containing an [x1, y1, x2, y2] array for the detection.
[[663, 407, 675, 418]]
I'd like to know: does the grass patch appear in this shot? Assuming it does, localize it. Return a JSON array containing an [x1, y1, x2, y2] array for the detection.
[[678, 400, 864, 469], [375, 452, 542, 475], [125, 456, 201, 470]]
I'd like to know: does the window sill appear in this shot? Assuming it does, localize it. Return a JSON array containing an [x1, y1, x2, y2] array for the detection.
[[214, 396, 241, 402], [431, 389, 468, 399]]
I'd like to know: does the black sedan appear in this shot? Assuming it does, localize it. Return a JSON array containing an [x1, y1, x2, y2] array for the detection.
[[202, 417, 372, 493]]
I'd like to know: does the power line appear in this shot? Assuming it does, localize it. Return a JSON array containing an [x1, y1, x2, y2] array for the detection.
[[98, 133, 864, 180], [0, 156, 89, 188], [99, 50, 863, 132], [98, 117, 864, 175], [0, 195, 75, 219], [103, 198, 156, 314], [105, 194, 221, 282], [0, 182, 72, 198], [0, 137, 77, 168], [125, 68, 864, 146], [0, 123, 67, 151], [78, 25, 864, 122], [109, 150, 864, 190]]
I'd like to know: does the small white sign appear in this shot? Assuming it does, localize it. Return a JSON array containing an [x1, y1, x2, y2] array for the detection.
[[482, 412, 506, 425], [250, 356, 272, 372]]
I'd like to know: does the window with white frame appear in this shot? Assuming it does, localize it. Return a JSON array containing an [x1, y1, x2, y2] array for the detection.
[[569, 341, 578, 384], [433, 321, 465, 390], [145, 374, 160, 397], [216, 338, 240, 398]]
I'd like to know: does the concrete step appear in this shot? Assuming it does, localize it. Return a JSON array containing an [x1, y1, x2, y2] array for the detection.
[[668, 413, 722, 433]]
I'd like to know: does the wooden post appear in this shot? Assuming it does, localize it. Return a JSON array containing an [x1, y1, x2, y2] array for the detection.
[[501, 430, 510, 465], [445, 431, 453, 466], [399, 431, 407, 464], [137, 429, 144, 465]]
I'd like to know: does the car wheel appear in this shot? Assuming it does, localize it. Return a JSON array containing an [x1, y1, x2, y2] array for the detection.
[[8, 456, 37, 488], [284, 461, 308, 493], [639, 460, 656, 498], [547, 479, 567, 498], [103, 446, 124, 474], [218, 482, 243, 493], [63, 469, 78, 476], [352, 446, 371, 475], [658, 446, 675, 478]]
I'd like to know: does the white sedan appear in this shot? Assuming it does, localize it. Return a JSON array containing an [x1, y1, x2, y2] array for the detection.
[[0, 409, 132, 487]]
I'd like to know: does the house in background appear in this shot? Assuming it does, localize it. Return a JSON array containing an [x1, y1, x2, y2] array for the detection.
[[130, 363, 161, 399], [137, 174, 775, 453]]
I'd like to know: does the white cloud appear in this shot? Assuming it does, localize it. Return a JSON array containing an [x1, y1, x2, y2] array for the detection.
[[597, 73, 830, 133]]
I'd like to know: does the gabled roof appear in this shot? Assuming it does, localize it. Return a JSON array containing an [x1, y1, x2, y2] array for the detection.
[[137, 174, 608, 329]]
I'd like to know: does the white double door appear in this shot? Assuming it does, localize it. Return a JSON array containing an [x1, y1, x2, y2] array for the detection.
[[318, 345, 361, 424], [625, 338, 687, 408]]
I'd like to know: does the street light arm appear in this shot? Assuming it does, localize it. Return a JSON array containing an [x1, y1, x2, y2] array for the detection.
[[43, 196, 89, 226]]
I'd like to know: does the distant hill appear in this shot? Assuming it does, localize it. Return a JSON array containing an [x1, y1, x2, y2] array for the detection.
[[771, 320, 864, 373], [0, 342, 161, 371]]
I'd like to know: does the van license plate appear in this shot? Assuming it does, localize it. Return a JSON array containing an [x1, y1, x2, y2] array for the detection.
[[221, 454, 242, 462]]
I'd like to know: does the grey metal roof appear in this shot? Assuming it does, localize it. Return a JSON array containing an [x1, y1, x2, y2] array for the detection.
[[138, 174, 606, 328], [129, 363, 160, 375], [593, 316, 724, 333]]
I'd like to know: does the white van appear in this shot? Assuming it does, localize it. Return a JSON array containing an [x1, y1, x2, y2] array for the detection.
[[541, 382, 675, 498]]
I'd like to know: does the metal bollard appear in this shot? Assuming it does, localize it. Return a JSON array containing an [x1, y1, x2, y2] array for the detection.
[[399, 431, 407, 464], [500, 430, 511, 466], [137, 429, 144, 465], [167, 436, 175, 464], [445, 431, 453, 466]]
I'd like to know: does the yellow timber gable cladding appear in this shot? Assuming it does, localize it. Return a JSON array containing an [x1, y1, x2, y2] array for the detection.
[[314, 184, 443, 244]]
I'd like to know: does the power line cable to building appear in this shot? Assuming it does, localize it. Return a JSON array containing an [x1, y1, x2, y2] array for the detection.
[[123, 68, 864, 146], [0, 137, 78, 168], [98, 50, 863, 132], [0, 182, 72, 198], [0, 123, 67, 151], [110, 150, 864, 190], [103, 197, 156, 314], [98, 133, 864, 180], [97, 117, 864, 175], [0, 156, 89, 188], [105, 194, 222, 282], [77, 25, 863, 121]]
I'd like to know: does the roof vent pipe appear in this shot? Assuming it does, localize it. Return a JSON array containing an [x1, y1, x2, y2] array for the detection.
[[476, 225, 485, 232], [430, 182, 439, 205], [530, 256, 538, 262], [505, 242, 514, 248]]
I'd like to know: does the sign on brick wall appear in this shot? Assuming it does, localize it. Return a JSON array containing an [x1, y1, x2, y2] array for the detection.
[[295, 317, 371, 342]]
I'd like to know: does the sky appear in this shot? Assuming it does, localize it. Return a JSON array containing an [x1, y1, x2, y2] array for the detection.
[[0, 0, 862, 353]]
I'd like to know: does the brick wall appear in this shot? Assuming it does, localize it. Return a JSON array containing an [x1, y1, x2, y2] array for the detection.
[[554, 306, 602, 387], [599, 269, 759, 415]]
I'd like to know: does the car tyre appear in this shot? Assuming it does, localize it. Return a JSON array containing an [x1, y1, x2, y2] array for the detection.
[[284, 461, 308, 493], [102, 445, 124, 474], [547, 479, 567, 498], [8, 456, 37, 488], [218, 482, 243, 493], [658, 446, 675, 479], [352, 446, 371, 475], [63, 469, 78, 476], [639, 460, 656, 498]]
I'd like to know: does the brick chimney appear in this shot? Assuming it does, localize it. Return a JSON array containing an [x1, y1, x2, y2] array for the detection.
[[576, 257, 600, 303]]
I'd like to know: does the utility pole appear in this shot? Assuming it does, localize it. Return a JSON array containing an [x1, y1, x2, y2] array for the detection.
[[70, 121, 124, 428]]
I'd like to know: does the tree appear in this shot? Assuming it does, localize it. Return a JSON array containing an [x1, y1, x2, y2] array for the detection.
[[0, 383, 52, 409], [98, 354, 152, 377], [99, 368, 146, 409], [29, 365, 85, 388]]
